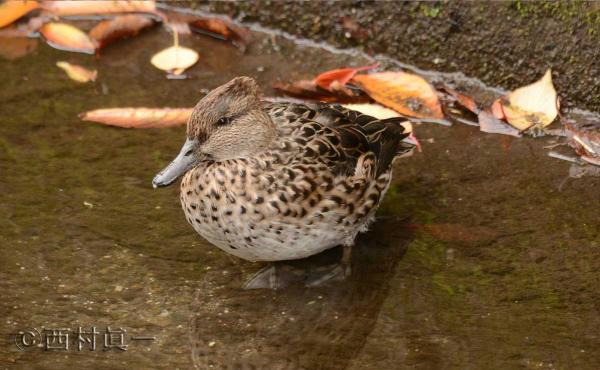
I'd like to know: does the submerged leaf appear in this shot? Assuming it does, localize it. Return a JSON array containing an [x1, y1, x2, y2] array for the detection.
[[188, 17, 250, 51], [314, 63, 378, 91], [0, 0, 39, 29], [352, 71, 444, 119], [40, 22, 97, 54], [478, 111, 522, 137], [150, 45, 198, 74], [89, 14, 155, 49], [79, 107, 193, 128], [56, 61, 97, 83], [41, 0, 156, 16], [497, 69, 558, 130]]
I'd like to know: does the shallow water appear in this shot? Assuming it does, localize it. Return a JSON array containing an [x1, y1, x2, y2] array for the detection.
[[0, 10, 599, 370]]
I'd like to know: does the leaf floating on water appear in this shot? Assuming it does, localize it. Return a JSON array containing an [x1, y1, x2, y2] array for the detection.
[[41, 0, 156, 16], [352, 71, 444, 119], [314, 63, 379, 91], [563, 119, 600, 165], [0, 37, 38, 60], [89, 14, 156, 49], [40, 22, 97, 54], [151, 45, 198, 74], [56, 61, 97, 83], [478, 111, 522, 137], [495, 69, 558, 131], [0, 0, 39, 29], [79, 107, 193, 128], [188, 17, 250, 51]]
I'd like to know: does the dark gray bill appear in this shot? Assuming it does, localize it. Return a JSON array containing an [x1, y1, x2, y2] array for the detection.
[[152, 138, 199, 188]]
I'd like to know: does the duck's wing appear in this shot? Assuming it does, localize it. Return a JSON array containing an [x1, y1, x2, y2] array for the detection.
[[264, 102, 415, 177]]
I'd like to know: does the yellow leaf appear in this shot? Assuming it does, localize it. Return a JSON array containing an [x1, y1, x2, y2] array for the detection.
[[0, 0, 39, 29], [500, 69, 558, 130], [40, 22, 97, 54], [41, 0, 155, 16], [150, 45, 198, 73], [56, 61, 97, 83]]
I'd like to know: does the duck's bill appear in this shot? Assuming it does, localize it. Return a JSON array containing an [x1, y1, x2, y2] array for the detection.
[[152, 138, 199, 188]]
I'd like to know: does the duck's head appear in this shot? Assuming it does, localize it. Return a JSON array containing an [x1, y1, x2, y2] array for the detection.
[[152, 76, 275, 188]]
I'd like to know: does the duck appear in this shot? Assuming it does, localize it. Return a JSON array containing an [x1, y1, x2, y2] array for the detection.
[[152, 76, 415, 289]]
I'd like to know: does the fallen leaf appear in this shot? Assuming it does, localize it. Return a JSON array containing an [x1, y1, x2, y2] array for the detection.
[[0, 37, 38, 60], [273, 79, 369, 103], [79, 107, 193, 128], [495, 69, 558, 130], [188, 17, 250, 51], [151, 45, 198, 74], [0, 0, 39, 29], [40, 22, 97, 54], [478, 111, 522, 137], [0, 15, 48, 37], [563, 119, 600, 161], [314, 63, 379, 91], [89, 14, 155, 49], [436, 83, 480, 114], [352, 71, 444, 119], [56, 61, 97, 83], [41, 0, 156, 16]]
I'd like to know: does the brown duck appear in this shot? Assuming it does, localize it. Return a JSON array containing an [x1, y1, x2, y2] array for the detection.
[[153, 76, 415, 288]]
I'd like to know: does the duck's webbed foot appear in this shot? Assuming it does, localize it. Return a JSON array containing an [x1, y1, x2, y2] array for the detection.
[[305, 245, 352, 287], [243, 263, 305, 290]]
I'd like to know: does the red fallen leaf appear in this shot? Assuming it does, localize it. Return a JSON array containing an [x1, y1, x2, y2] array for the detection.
[[436, 83, 480, 114], [314, 63, 379, 91], [188, 17, 250, 51], [352, 71, 444, 119], [40, 22, 97, 54], [273, 79, 370, 104], [89, 14, 156, 49], [0, 0, 39, 29], [79, 107, 193, 128], [41, 0, 156, 16]]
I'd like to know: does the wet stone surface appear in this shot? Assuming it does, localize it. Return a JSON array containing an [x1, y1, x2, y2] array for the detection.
[[0, 13, 599, 370]]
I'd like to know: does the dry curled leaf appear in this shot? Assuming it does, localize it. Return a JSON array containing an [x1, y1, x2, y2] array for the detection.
[[188, 17, 250, 51], [492, 69, 558, 131], [314, 63, 378, 91], [40, 22, 97, 54], [0, 0, 39, 28], [89, 14, 155, 49], [41, 0, 156, 16], [352, 71, 444, 119], [56, 61, 97, 83], [79, 107, 193, 128], [0, 37, 38, 60]]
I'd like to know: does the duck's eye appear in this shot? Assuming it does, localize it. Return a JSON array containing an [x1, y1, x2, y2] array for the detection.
[[216, 116, 232, 126]]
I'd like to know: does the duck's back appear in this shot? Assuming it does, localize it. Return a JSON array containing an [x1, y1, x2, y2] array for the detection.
[[180, 102, 414, 262]]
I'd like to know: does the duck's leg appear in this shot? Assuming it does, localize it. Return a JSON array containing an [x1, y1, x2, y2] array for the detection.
[[305, 245, 352, 287], [243, 263, 306, 290]]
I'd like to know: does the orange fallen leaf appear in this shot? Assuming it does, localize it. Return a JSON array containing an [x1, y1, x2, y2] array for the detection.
[[89, 14, 155, 49], [188, 17, 250, 51], [41, 0, 156, 16], [314, 63, 379, 91], [492, 69, 558, 131], [56, 61, 97, 83], [0, 0, 39, 29], [79, 107, 193, 128], [40, 22, 97, 54], [0, 36, 38, 60], [352, 71, 444, 119]]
